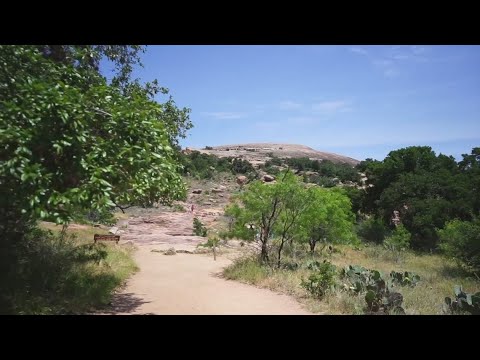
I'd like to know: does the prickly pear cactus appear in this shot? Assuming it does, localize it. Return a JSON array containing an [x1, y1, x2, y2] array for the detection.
[[444, 285, 480, 315]]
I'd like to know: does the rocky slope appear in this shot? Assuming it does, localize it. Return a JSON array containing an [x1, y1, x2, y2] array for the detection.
[[189, 143, 359, 167]]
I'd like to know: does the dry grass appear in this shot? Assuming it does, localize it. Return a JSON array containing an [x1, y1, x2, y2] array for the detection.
[[224, 243, 480, 315], [39, 221, 109, 239]]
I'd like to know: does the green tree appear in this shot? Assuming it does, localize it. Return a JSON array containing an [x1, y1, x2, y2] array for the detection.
[[272, 172, 308, 267], [225, 172, 291, 263], [361, 146, 477, 250], [0, 45, 191, 311], [459, 147, 480, 215], [297, 187, 358, 253], [1, 45, 190, 226]]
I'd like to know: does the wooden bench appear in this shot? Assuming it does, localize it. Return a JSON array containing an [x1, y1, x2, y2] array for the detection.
[[94, 234, 120, 244]]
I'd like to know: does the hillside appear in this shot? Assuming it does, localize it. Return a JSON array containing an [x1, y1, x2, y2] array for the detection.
[[189, 143, 359, 167]]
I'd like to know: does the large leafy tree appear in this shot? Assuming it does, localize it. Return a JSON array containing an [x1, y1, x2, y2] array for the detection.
[[297, 187, 358, 253], [0, 45, 192, 236], [361, 146, 478, 250]]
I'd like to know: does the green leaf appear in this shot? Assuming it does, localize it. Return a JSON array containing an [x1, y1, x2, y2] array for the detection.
[[365, 290, 376, 305]]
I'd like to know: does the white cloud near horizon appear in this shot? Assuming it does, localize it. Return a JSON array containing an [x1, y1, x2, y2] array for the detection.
[[312, 100, 350, 113]]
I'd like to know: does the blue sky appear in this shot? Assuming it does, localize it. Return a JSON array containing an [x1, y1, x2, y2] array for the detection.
[[106, 45, 480, 161]]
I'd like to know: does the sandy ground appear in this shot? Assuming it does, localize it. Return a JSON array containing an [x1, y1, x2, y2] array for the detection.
[[102, 207, 311, 315], [104, 244, 310, 315]]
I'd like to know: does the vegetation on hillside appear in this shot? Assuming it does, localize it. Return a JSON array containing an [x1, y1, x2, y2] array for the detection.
[[178, 150, 255, 179]]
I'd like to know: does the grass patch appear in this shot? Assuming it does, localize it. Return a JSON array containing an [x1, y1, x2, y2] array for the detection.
[[224, 256, 270, 284], [1, 222, 137, 315], [223, 243, 480, 314]]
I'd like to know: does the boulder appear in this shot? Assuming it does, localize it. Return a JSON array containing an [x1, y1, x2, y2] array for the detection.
[[263, 174, 275, 182], [109, 226, 119, 234], [236, 175, 248, 186]]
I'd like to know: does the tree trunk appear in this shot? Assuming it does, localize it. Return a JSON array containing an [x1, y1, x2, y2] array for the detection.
[[261, 241, 269, 264], [277, 239, 286, 268]]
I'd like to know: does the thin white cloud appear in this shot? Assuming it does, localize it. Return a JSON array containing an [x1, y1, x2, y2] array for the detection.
[[373, 59, 394, 67], [312, 100, 349, 113], [391, 54, 410, 60], [384, 69, 399, 78], [279, 100, 302, 110], [201, 112, 245, 120], [350, 47, 368, 55], [411, 45, 427, 55], [287, 116, 319, 125], [369, 45, 432, 78]]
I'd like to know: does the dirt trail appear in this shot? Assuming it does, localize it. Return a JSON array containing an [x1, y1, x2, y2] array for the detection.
[[104, 209, 311, 315]]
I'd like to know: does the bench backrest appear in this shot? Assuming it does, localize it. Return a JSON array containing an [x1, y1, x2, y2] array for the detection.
[[94, 234, 120, 243]]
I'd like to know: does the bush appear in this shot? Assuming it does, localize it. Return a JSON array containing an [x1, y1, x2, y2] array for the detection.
[[439, 219, 480, 276], [0, 227, 136, 314], [357, 217, 389, 244], [384, 224, 411, 251], [193, 217, 208, 237], [231, 158, 255, 174], [198, 236, 219, 248], [301, 261, 337, 298]]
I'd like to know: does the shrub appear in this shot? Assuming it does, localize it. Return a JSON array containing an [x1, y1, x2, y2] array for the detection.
[[231, 158, 255, 174], [0, 227, 136, 314], [198, 236, 219, 248], [384, 224, 411, 251], [301, 260, 337, 298], [357, 217, 389, 244], [193, 217, 208, 237], [439, 218, 480, 276]]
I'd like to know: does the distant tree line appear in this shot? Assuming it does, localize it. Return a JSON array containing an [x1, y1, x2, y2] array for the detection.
[[262, 156, 361, 184]]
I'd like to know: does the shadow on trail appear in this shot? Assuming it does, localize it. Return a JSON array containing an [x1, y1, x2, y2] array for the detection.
[[101, 292, 151, 314]]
